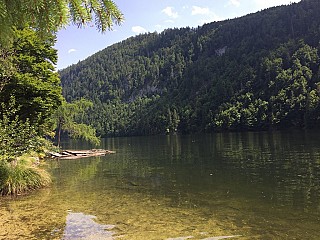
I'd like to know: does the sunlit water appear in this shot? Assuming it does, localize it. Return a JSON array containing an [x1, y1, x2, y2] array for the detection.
[[1, 130, 320, 239]]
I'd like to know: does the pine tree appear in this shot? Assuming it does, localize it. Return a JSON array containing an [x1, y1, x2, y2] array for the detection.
[[0, 0, 124, 45]]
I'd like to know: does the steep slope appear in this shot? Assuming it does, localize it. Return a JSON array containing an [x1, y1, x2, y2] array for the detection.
[[59, 0, 320, 136]]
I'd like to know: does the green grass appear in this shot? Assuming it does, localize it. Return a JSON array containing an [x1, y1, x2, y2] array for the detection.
[[0, 156, 51, 196]]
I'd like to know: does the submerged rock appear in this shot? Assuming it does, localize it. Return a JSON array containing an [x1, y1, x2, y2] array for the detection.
[[167, 235, 241, 240], [62, 212, 115, 240], [201, 236, 242, 240]]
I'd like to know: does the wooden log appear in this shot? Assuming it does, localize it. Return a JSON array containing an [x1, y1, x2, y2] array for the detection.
[[61, 151, 74, 156], [59, 152, 107, 160], [64, 150, 91, 155], [48, 152, 64, 157], [49, 149, 115, 160]]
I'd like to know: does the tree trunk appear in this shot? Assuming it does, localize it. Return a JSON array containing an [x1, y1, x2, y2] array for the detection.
[[57, 118, 62, 147]]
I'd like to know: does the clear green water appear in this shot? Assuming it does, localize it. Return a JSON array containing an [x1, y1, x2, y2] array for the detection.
[[1, 130, 320, 239]]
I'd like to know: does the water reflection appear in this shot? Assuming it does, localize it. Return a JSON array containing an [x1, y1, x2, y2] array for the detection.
[[62, 212, 115, 240], [96, 131, 320, 238], [1, 130, 320, 239], [213, 131, 320, 212], [96, 131, 320, 214]]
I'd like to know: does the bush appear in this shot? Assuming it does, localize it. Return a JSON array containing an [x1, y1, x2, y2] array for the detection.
[[0, 98, 39, 162]]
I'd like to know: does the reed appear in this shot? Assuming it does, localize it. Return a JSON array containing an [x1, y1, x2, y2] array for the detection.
[[0, 157, 51, 196]]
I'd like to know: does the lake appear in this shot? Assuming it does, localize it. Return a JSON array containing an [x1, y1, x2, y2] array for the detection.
[[1, 130, 320, 239]]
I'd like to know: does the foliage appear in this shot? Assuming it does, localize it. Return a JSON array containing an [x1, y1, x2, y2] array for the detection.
[[0, 0, 124, 45], [213, 41, 320, 130], [0, 28, 63, 135], [0, 98, 39, 162], [0, 48, 15, 92], [0, 0, 119, 196], [53, 99, 100, 146]]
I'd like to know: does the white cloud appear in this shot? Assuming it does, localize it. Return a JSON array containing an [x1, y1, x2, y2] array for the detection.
[[68, 49, 77, 54], [132, 26, 147, 34], [227, 0, 241, 7], [191, 6, 211, 16], [161, 7, 178, 19], [189, 6, 221, 25]]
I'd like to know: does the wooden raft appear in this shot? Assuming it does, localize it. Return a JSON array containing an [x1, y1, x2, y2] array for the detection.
[[49, 149, 115, 160]]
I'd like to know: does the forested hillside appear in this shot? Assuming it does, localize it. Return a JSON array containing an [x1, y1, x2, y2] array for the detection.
[[59, 0, 320, 137]]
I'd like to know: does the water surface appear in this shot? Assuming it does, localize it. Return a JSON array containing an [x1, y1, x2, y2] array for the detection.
[[0, 130, 320, 239]]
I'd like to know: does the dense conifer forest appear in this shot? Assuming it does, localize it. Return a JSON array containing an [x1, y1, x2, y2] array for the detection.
[[59, 0, 320, 137]]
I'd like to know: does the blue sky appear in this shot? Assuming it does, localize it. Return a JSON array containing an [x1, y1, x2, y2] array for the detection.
[[55, 0, 301, 70]]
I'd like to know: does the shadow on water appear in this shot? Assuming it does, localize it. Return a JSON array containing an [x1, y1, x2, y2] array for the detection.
[[0, 130, 320, 239]]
